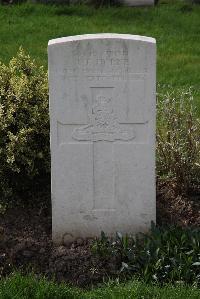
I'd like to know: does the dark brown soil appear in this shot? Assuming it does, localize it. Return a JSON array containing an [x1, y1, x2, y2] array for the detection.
[[157, 179, 200, 227], [0, 199, 118, 287], [0, 181, 199, 287]]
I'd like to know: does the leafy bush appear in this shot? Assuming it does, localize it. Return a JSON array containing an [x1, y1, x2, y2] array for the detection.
[[0, 48, 50, 202], [0, 49, 199, 204], [91, 226, 200, 285], [157, 88, 200, 195]]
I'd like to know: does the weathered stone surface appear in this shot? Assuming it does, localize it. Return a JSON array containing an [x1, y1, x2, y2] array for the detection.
[[48, 33, 156, 244]]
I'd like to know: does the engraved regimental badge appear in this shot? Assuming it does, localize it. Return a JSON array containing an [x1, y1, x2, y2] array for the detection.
[[72, 95, 135, 142]]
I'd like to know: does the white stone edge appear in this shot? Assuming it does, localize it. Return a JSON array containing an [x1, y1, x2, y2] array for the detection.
[[48, 33, 156, 46]]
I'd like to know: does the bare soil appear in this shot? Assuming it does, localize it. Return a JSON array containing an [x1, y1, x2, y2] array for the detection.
[[157, 179, 200, 227], [0, 181, 199, 287]]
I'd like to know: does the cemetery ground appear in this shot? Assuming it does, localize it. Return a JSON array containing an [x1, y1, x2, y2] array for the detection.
[[0, 1, 200, 298]]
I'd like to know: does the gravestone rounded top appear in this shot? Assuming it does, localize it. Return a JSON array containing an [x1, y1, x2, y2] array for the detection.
[[48, 33, 156, 47]]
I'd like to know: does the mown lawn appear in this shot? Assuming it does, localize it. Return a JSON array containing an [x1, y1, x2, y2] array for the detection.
[[0, 273, 200, 299], [0, 1, 199, 91]]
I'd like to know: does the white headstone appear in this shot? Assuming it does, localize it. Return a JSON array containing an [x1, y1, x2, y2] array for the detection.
[[48, 34, 156, 244]]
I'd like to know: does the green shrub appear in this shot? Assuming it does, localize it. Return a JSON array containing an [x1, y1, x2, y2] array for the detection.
[[0, 48, 50, 203], [91, 226, 200, 285], [0, 49, 199, 204], [157, 88, 200, 195]]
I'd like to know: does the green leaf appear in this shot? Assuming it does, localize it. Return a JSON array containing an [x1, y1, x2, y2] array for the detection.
[[192, 262, 200, 266]]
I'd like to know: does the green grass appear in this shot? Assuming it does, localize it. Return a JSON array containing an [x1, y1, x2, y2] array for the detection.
[[0, 273, 200, 299], [0, 1, 199, 91]]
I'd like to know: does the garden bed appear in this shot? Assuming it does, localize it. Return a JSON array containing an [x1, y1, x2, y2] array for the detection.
[[0, 182, 199, 287]]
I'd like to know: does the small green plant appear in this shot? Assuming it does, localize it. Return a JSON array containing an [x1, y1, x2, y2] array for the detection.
[[91, 231, 135, 269], [92, 225, 200, 285], [0, 47, 49, 203], [91, 231, 112, 257], [157, 88, 200, 195]]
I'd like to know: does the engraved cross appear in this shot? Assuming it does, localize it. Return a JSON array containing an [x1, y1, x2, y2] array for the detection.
[[72, 91, 136, 210]]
